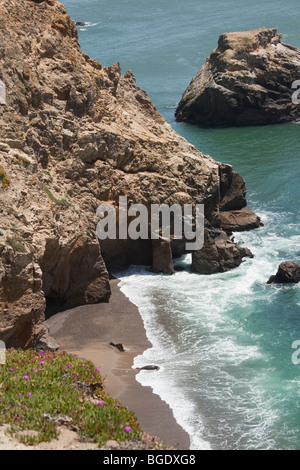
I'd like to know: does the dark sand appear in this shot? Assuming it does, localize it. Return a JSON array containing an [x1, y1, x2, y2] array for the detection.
[[46, 278, 190, 450]]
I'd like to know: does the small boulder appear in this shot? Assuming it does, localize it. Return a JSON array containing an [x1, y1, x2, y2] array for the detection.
[[151, 238, 175, 275], [267, 261, 300, 284]]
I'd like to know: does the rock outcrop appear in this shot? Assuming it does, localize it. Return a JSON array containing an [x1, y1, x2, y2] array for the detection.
[[267, 261, 300, 284], [41, 234, 111, 306], [0, 0, 260, 349], [192, 227, 253, 275], [211, 163, 262, 233], [175, 28, 300, 127]]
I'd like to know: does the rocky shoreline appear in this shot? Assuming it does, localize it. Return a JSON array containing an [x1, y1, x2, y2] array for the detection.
[[0, 0, 261, 351]]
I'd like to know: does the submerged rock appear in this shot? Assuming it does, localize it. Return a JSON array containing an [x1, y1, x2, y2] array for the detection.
[[176, 28, 300, 127], [267, 261, 300, 284]]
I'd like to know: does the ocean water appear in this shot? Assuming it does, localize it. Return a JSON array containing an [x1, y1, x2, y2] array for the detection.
[[63, 0, 300, 450]]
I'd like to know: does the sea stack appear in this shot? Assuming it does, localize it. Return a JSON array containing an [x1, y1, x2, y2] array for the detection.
[[267, 261, 300, 284], [175, 28, 300, 127]]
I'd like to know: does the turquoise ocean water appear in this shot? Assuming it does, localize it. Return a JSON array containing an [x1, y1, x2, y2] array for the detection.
[[63, 0, 300, 450]]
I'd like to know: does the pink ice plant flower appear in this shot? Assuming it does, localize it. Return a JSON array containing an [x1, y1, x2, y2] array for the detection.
[[98, 401, 105, 406], [9, 368, 14, 372], [124, 427, 131, 433], [23, 375, 29, 379], [28, 393, 32, 397]]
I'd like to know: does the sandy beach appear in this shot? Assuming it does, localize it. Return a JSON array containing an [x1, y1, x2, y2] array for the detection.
[[46, 278, 190, 450]]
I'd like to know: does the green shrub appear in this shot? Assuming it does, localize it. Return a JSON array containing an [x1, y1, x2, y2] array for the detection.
[[0, 349, 142, 446]]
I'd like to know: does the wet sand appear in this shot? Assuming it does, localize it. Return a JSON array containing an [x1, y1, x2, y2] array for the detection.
[[46, 278, 190, 450]]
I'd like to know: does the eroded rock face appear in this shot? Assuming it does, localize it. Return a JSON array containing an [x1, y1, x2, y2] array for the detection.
[[212, 163, 263, 232], [151, 238, 175, 275], [175, 28, 300, 127], [267, 261, 300, 284], [0, 0, 260, 348]]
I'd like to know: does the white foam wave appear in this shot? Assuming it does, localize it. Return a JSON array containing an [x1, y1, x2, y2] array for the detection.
[[115, 206, 299, 449]]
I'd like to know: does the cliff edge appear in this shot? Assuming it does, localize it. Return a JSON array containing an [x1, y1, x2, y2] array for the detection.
[[0, 0, 260, 349]]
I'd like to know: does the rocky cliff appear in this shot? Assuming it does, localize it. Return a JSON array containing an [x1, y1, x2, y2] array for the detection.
[[175, 28, 300, 127], [0, 0, 261, 349]]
